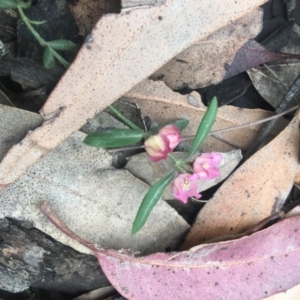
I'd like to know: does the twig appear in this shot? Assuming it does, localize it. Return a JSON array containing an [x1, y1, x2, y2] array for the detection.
[[40, 202, 100, 253]]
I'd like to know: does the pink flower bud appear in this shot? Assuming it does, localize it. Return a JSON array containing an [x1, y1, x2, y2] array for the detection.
[[193, 152, 222, 180], [172, 173, 201, 203], [144, 134, 170, 162], [145, 125, 181, 162], [158, 124, 181, 150]]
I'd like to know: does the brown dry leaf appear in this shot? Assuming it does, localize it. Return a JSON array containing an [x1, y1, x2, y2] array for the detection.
[[151, 8, 263, 89], [68, 0, 120, 36], [181, 109, 300, 250], [123, 80, 287, 152], [0, 0, 268, 187]]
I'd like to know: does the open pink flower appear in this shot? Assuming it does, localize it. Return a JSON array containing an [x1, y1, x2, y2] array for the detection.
[[193, 152, 222, 180], [145, 125, 181, 162], [172, 173, 201, 203]]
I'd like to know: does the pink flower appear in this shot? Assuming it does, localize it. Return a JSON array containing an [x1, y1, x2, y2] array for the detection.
[[145, 125, 181, 162], [144, 134, 170, 162], [193, 152, 222, 180], [158, 124, 181, 150], [172, 173, 201, 203]]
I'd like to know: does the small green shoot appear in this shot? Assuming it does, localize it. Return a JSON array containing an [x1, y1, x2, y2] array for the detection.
[[0, 0, 77, 68]]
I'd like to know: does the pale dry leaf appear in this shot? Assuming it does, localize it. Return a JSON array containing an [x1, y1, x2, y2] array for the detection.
[[123, 80, 288, 152], [263, 284, 300, 300], [126, 150, 242, 200], [0, 131, 189, 255], [0, 104, 43, 161], [151, 8, 264, 89], [182, 109, 300, 250], [123, 0, 165, 8], [0, 0, 268, 186], [285, 205, 300, 218]]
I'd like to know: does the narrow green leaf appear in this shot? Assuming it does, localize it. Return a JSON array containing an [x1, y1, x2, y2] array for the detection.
[[47, 39, 77, 51], [150, 118, 189, 134], [108, 105, 144, 132], [49, 47, 70, 68], [132, 171, 176, 234], [186, 96, 218, 160], [43, 46, 55, 69], [84, 129, 145, 148], [28, 19, 46, 25], [0, 0, 18, 9], [17, 0, 31, 9]]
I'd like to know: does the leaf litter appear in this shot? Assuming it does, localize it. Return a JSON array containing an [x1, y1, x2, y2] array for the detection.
[[0, 0, 269, 186], [2, 0, 300, 298], [182, 108, 300, 249], [41, 202, 300, 300], [0, 128, 189, 255]]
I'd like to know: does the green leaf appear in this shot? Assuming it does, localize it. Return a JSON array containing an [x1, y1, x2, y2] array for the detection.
[[17, 0, 31, 9], [47, 39, 77, 51], [0, 0, 18, 9], [28, 19, 46, 25], [43, 46, 55, 69], [84, 129, 145, 148], [150, 118, 189, 134], [132, 171, 176, 234], [186, 96, 218, 160]]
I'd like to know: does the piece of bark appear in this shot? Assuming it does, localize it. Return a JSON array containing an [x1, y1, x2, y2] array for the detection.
[[0, 218, 109, 293]]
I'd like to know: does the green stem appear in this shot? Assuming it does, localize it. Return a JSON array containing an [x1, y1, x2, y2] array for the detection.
[[48, 47, 70, 68], [168, 153, 190, 173], [17, 5, 46, 46], [17, 4, 70, 68], [108, 105, 144, 132]]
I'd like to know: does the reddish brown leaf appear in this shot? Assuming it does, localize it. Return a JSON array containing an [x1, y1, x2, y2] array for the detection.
[[41, 202, 300, 300], [224, 40, 300, 80], [96, 216, 300, 300]]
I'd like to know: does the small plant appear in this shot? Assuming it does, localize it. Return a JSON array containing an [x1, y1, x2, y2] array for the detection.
[[0, 0, 77, 68], [84, 97, 221, 234]]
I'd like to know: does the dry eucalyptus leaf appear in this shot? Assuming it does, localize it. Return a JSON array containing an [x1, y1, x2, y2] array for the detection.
[[248, 63, 300, 109], [151, 8, 264, 89], [0, 104, 43, 161], [123, 0, 165, 8], [126, 150, 242, 200], [284, 205, 300, 218], [94, 215, 300, 300], [0, 90, 14, 107], [182, 109, 300, 249], [263, 284, 300, 300], [0, 132, 189, 255], [0, 0, 268, 186], [247, 23, 300, 109], [124, 80, 288, 152]]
